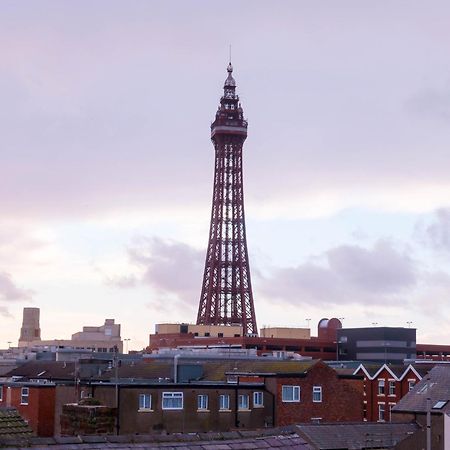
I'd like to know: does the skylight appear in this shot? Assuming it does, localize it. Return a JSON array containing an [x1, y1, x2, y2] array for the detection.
[[433, 401, 448, 409]]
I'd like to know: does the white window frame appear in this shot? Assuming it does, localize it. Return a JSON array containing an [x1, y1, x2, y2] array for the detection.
[[138, 393, 152, 411], [408, 379, 416, 391], [378, 403, 385, 422], [162, 392, 183, 410], [388, 380, 396, 396], [219, 394, 230, 411], [21, 387, 29, 405], [313, 386, 322, 403], [378, 379, 385, 395], [253, 391, 264, 407], [388, 402, 396, 421], [282, 385, 300, 402], [238, 394, 249, 410], [0, 385, 3, 402], [197, 394, 208, 411]]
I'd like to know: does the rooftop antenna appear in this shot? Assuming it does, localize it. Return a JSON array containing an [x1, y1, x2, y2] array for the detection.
[[229, 44, 232, 64]]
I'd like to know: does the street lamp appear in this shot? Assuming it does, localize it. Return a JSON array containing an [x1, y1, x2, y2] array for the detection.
[[306, 318, 311, 328], [406, 321, 413, 328]]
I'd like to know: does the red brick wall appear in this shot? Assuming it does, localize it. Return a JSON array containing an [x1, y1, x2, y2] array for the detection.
[[359, 367, 422, 422], [269, 361, 364, 426], [9, 386, 56, 437], [37, 387, 56, 436]]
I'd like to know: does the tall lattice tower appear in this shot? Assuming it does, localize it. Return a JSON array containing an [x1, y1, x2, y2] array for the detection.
[[197, 63, 258, 336]]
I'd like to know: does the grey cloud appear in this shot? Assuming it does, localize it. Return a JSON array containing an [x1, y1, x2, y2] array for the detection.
[[327, 241, 416, 293], [0, 271, 33, 306], [257, 240, 417, 307], [420, 209, 450, 252], [110, 237, 204, 306], [406, 85, 450, 121]]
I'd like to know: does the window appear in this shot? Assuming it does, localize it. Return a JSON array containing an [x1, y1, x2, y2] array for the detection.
[[197, 394, 208, 410], [219, 394, 230, 410], [378, 403, 385, 422], [253, 391, 264, 407], [282, 385, 300, 402], [0, 386, 2, 402], [389, 403, 396, 420], [21, 387, 29, 405], [313, 386, 322, 403], [162, 392, 183, 410], [408, 380, 416, 391], [138, 394, 152, 410], [238, 394, 249, 410], [378, 379, 385, 395], [389, 381, 396, 396], [433, 400, 448, 409]]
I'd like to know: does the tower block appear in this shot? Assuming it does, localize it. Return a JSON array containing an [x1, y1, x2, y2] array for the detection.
[[197, 63, 258, 336]]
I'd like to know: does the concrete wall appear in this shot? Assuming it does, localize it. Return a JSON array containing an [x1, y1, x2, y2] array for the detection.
[[155, 323, 243, 338], [260, 328, 310, 340]]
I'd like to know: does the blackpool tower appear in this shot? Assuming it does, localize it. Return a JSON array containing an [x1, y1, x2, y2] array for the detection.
[[196, 63, 258, 336]]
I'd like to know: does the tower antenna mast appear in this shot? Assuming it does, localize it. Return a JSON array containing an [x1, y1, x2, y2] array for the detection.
[[197, 62, 258, 336]]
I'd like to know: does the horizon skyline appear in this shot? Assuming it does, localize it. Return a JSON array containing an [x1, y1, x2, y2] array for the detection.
[[2, 1, 450, 350]]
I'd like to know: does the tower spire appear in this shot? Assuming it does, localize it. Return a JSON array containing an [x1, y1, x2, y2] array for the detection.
[[196, 63, 258, 336]]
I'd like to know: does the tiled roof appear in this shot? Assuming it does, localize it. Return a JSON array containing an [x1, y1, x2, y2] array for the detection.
[[394, 365, 450, 413], [0, 407, 34, 440], [0, 427, 312, 449], [201, 359, 318, 381], [5, 361, 76, 380], [296, 422, 419, 449], [5, 358, 319, 385]]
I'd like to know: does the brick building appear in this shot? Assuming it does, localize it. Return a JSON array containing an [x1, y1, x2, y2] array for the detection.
[[0, 383, 57, 436], [391, 365, 450, 449], [265, 360, 364, 426], [1, 357, 364, 436], [354, 363, 430, 422]]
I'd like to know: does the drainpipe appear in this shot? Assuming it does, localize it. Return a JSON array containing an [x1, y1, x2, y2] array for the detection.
[[235, 376, 239, 428], [426, 395, 431, 450], [174, 354, 180, 383]]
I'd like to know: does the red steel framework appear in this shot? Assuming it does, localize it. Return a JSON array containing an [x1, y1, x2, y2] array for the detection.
[[197, 63, 258, 336]]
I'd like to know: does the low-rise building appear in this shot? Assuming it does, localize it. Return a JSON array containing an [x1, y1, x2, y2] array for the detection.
[[353, 362, 429, 422], [392, 365, 450, 450], [1, 357, 364, 436]]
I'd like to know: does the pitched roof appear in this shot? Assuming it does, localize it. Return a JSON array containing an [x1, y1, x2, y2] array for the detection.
[[0, 408, 34, 440], [394, 365, 450, 413], [0, 425, 312, 449], [5, 358, 320, 385], [296, 422, 419, 449], [201, 359, 319, 381], [5, 361, 76, 380]]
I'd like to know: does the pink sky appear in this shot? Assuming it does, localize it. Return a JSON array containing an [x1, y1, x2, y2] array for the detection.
[[2, 1, 450, 349]]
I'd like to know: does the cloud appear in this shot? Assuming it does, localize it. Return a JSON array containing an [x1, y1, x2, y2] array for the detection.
[[327, 241, 416, 293], [257, 240, 417, 307], [109, 237, 204, 306], [418, 208, 450, 252], [406, 84, 450, 121], [0, 272, 33, 316]]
